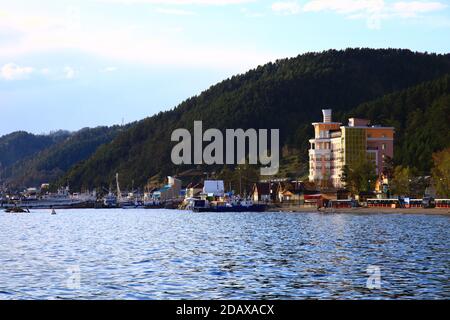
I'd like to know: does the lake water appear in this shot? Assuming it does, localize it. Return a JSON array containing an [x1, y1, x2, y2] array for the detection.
[[0, 209, 448, 299]]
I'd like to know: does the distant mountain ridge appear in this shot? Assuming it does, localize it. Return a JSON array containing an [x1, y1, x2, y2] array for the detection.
[[1, 126, 128, 188], [0, 131, 70, 169]]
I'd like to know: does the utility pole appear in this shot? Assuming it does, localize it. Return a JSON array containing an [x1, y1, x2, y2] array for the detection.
[[239, 167, 242, 197]]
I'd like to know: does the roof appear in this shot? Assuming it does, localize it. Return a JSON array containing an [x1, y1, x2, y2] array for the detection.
[[185, 181, 204, 189], [276, 180, 322, 194], [177, 168, 206, 177], [192, 182, 204, 189]]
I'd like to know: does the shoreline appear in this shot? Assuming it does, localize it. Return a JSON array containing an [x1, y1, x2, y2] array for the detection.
[[268, 205, 450, 215], [3, 205, 450, 216]]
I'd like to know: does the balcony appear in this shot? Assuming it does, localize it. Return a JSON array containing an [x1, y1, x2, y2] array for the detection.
[[309, 149, 331, 156]]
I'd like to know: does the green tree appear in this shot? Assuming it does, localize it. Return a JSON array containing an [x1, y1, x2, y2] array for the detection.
[[382, 155, 395, 179], [234, 164, 260, 196], [391, 166, 413, 196], [218, 166, 234, 193], [431, 148, 450, 198], [341, 159, 377, 195]]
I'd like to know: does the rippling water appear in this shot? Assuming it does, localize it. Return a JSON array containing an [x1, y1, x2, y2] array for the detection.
[[0, 209, 448, 299]]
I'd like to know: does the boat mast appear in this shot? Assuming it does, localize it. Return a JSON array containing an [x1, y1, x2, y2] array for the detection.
[[116, 173, 122, 202]]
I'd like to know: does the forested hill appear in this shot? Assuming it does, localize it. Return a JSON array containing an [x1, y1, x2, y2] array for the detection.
[[347, 74, 450, 173], [0, 131, 70, 169], [59, 48, 450, 190], [2, 126, 127, 188]]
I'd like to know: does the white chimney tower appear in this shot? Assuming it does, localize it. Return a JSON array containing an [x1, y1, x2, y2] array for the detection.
[[322, 109, 332, 123]]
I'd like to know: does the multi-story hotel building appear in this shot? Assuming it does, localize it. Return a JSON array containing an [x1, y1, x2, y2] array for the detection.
[[308, 109, 394, 188]]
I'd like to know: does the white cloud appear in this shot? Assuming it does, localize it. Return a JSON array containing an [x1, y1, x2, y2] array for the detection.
[[0, 9, 277, 72], [155, 8, 196, 15], [303, 0, 384, 14], [101, 66, 118, 72], [40, 68, 51, 76], [63, 66, 76, 79], [0, 63, 34, 80], [392, 1, 447, 17], [301, 0, 447, 29], [240, 7, 265, 17], [99, 0, 255, 4], [272, 1, 301, 15]]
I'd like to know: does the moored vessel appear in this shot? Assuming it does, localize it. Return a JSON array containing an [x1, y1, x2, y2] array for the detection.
[[192, 198, 266, 212]]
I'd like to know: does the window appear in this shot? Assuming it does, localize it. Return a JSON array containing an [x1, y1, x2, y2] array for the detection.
[[382, 143, 386, 150]]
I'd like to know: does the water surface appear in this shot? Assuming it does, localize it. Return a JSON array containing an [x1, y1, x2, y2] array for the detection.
[[0, 209, 448, 299]]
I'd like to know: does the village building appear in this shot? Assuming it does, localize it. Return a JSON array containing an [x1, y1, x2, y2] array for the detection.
[[309, 109, 394, 188], [185, 182, 204, 198], [203, 180, 225, 197], [153, 176, 182, 201]]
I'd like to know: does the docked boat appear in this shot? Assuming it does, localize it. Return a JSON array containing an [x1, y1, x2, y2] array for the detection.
[[192, 199, 266, 212], [143, 199, 163, 209], [119, 199, 143, 209], [103, 191, 117, 208], [5, 206, 30, 213], [114, 173, 145, 209], [8, 187, 87, 209]]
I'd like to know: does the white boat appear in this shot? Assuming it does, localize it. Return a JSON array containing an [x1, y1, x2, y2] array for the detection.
[[17, 187, 86, 209], [115, 173, 144, 209]]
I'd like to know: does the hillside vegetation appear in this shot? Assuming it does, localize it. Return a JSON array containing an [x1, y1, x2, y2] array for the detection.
[[57, 49, 450, 190], [347, 74, 450, 173], [2, 126, 127, 188]]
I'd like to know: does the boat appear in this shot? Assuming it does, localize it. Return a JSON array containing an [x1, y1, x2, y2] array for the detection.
[[5, 206, 30, 213], [11, 187, 87, 209], [120, 199, 143, 209], [143, 192, 163, 208], [192, 199, 266, 212], [115, 173, 145, 209], [103, 191, 117, 208], [143, 199, 163, 209]]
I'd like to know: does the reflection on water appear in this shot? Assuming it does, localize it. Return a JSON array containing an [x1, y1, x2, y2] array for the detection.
[[0, 209, 448, 299]]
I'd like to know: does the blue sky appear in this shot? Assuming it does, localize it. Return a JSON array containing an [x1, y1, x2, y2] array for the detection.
[[1, 0, 449, 136]]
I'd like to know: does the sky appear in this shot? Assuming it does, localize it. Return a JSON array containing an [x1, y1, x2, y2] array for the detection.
[[1, 0, 449, 136]]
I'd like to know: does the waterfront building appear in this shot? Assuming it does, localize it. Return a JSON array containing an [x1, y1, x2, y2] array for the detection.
[[309, 109, 394, 188], [185, 182, 204, 198], [203, 180, 225, 197], [153, 176, 182, 201]]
